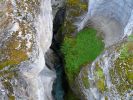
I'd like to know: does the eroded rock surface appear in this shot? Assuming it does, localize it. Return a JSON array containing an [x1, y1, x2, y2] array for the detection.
[[77, 39, 133, 100], [78, 0, 133, 46], [65, 0, 133, 99], [0, 0, 56, 100]]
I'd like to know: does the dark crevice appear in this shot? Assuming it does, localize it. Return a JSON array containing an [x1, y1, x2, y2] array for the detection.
[[51, 7, 69, 100]]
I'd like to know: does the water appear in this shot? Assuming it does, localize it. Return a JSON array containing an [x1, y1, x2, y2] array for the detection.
[[53, 64, 64, 100]]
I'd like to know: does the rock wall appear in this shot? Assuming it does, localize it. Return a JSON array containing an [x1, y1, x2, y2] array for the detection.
[[77, 39, 133, 100], [78, 0, 133, 46], [0, 0, 56, 100], [75, 0, 133, 99]]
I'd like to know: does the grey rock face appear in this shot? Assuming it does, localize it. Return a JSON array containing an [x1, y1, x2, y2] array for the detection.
[[52, 0, 65, 18], [77, 40, 133, 100], [75, 0, 133, 99], [0, 0, 56, 100], [78, 0, 133, 46], [89, 0, 133, 26]]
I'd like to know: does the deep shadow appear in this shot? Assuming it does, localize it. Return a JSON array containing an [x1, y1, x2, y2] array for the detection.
[[51, 6, 69, 100]]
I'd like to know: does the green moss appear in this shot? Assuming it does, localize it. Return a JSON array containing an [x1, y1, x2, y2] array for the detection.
[[63, 0, 88, 35], [119, 44, 130, 59], [105, 96, 108, 100], [2, 79, 14, 100], [67, 0, 87, 10], [0, 1, 38, 99], [96, 79, 105, 92], [82, 68, 90, 88], [0, 0, 38, 69], [61, 28, 104, 85], [0, 35, 28, 69], [110, 42, 133, 95], [120, 37, 133, 59], [96, 68, 104, 78], [83, 76, 89, 89], [0, 0, 4, 2], [65, 89, 80, 100], [128, 34, 133, 41], [9, 96, 15, 100], [95, 62, 106, 93]]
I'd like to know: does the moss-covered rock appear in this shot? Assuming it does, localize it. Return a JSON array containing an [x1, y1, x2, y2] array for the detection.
[[110, 39, 133, 96], [82, 68, 90, 89], [62, 28, 104, 85], [95, 63, 106, 93], [0, 0, 39, 99], [76, 38, 133, 99], [63, 0, 87, 35]]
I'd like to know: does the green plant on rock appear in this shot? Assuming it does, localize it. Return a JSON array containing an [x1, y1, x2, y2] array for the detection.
[[110, 57, 133, 95], [63, 0, 88, 36], [119, 44, 129, 59], [110, 41, 133, 95], [61, 28, 104, 84], [119, 38, 133, 60], [82, 68, 90, 88], [128, 34, 133, 41], [95, 62, 106, 93]]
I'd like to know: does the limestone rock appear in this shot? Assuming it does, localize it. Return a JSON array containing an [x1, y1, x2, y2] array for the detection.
[[76, 39, 133, 100], [0, 0, 56, 100]]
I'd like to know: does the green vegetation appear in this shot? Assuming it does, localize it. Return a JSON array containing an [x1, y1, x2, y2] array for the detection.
[[61, 28, 104, 84], [0, 0, 4, 2], [120, 34, 133, 59], [63, 0, 88, 35], [82, 68, 90, 88], [128, 34, 133, 41], [67, 0, 87, 10], [65, 89, 80, 100], [0, 33, 28, 69], [119, 44, 129, 59], [110, 41, 133, 95], [110, 57, 133, 95], [94, 62, 106, 93]]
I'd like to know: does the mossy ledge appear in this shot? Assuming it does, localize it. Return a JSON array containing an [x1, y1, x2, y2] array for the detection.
[[61, 28, 104, 85]]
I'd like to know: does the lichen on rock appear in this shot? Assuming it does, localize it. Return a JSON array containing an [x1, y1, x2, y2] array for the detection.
[[77, 39, 133, 100], [63, 0, 88, 35], [0, 0, 39, 70], [0, 0, 40, 99]]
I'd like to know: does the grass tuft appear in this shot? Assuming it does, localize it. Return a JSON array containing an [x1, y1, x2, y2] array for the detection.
[[61, 28, 104, 84]]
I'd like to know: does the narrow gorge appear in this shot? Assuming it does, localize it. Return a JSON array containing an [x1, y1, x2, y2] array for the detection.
[[0, 0, 132, 100]]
